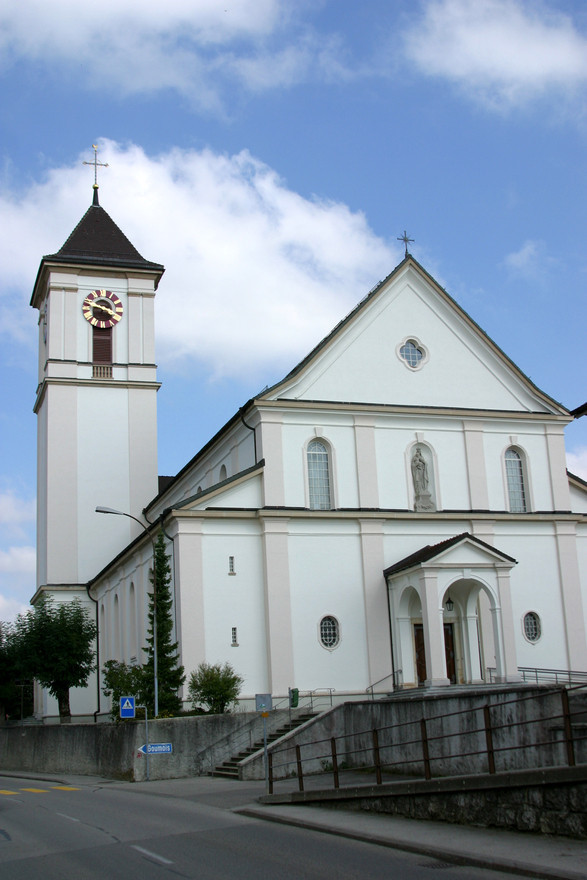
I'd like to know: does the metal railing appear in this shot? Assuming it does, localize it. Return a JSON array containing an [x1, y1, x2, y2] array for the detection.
[[267, 683, 587, 795], [366, 670, 403, 699], [487, 666, 587, 686]]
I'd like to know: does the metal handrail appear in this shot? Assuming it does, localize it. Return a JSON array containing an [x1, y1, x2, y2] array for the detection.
[[487, 666, 587, 686], [366, 670, 402, 699]]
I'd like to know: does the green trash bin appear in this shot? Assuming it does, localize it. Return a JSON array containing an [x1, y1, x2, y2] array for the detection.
[[289, 687, 299, 708]]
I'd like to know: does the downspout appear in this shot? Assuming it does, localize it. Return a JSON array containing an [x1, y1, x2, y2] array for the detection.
[[385, 574, 398, 691], [239, 406, 257, 464], [85, 582, 101, 723]]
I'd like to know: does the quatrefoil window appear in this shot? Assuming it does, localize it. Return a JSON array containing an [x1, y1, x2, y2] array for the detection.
[[398, 338, 427, 370]]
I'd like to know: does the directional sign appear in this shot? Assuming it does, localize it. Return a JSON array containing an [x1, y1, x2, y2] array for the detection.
[[119, 696, 135, 718], [138, 742, 173, 755]]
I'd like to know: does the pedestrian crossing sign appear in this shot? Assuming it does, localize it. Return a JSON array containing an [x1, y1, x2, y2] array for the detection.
[[120, 696, 135, 718]]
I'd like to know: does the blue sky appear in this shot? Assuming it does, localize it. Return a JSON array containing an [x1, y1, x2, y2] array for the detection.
[[1, 0, 586, 619]]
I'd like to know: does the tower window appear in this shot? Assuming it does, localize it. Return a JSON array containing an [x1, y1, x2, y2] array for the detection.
[[93, 325, 112, 378], [228, 556, 236, 575], [231, 626, 238, 646]]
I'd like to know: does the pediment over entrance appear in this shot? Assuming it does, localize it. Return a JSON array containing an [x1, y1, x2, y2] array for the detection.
[[383, 532, 517, 580]]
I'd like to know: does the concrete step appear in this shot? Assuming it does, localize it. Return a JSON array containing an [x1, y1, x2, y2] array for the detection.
[[211, 712, 318, 779]]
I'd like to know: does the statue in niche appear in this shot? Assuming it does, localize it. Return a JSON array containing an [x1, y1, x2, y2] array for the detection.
[[411, 446, 436, 512]]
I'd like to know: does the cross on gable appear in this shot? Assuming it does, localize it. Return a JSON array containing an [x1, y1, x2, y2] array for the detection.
[[397, 230, 415, 258]]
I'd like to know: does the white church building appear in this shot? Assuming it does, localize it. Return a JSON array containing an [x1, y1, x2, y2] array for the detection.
[[31, 188, 587, 721]]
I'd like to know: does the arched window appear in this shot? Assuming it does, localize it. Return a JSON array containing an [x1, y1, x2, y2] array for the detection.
[[505, 448, 527, 512], [113, 594, 121, 659], [307, 440, 332, 509], [319, 615, 340, 649], [219, 464, 227, 482], [129, 582, 137, 662]]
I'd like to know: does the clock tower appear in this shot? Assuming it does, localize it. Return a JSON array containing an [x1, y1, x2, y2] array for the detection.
[[30, 185, 165, 604]]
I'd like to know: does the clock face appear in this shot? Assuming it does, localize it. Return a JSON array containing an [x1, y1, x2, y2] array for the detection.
[[82, 290, 123, 328]]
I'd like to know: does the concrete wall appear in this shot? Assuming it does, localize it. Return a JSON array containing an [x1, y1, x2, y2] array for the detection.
[[242, 687, 586, 781], [0, 710, 299, 782]]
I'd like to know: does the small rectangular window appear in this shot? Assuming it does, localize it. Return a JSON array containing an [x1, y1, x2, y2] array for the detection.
[[231, 626, 238, 646], [228, 555, 236, 575]]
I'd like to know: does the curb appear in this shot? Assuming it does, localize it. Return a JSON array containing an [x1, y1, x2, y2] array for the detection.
[[235, 805, 587, 880]]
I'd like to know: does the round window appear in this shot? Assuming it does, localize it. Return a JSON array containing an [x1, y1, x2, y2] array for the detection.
[[523, 612, 541, 643], [319, 615, 340, 649]]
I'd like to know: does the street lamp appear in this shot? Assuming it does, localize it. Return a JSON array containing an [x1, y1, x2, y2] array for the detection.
[[95, 506, 159, 717]]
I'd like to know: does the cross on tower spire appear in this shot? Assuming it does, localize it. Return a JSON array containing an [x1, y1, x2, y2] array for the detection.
[[83, 144, 109, 205], [397, 230, 415, 258]]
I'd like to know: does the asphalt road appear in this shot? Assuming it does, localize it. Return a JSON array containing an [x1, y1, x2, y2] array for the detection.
[[0, 774, 526, 879]]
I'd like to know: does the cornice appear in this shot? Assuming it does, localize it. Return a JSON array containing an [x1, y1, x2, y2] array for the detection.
[[34, 376, 161, 412], [254, 398, 571, 423], [169, 507, 584, 523]]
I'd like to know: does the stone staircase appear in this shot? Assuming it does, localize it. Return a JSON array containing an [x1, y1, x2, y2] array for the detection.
[[212, 712, 317, 779]]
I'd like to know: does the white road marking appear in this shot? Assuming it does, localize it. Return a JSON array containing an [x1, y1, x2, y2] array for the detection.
[[56, 813, 80, 822], [131, 845, 174, 865]]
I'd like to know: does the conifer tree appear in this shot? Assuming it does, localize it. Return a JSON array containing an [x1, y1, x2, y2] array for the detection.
[[143, 532, 185, 716]]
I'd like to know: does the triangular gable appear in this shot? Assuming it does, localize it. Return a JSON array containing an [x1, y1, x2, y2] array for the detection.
[[384, 533, 517, 579], [173, 462, 264, 512], [260, 257, 568, 416]]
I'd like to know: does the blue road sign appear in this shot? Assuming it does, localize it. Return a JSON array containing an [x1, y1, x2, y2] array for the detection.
[[138, 742, 172, 755], [119, 696, 135, 718]]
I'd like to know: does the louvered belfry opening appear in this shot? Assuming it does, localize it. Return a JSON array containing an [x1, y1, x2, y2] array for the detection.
[[93, 325, 112, 378]]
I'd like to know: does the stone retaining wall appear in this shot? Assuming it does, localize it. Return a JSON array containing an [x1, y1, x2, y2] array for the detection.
[[0, 710, 299, 781]]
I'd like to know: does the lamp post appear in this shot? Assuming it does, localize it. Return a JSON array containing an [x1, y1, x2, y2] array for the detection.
[[95, 506, 159, 717]]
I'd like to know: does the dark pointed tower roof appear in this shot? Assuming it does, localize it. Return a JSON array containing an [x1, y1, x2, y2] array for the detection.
[[31, 188, 164, 307]]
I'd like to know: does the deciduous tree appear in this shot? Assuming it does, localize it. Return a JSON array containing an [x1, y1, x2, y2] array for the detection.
[[14, 597, 97, 723]]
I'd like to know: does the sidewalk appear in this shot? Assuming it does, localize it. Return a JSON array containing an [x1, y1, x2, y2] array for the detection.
[[237, 800, 587, 880]]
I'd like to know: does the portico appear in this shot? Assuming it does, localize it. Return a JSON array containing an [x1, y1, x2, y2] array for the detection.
[[385, 533, 521, 688]]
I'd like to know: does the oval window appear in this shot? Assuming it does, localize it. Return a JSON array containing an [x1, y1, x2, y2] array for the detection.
[[319, 615, 340, 649]]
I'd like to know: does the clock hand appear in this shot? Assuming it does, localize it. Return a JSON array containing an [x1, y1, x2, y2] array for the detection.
[[94, 302, 116, 317]]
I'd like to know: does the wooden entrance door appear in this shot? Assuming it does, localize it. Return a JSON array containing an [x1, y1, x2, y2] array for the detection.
[[414, 622, 457, 684]]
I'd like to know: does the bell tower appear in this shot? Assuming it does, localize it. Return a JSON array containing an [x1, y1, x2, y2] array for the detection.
[[30, 183, 165, 600]]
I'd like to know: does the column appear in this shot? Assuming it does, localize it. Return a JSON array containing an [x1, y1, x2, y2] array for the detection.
[[169, 517, 206, 675], [261, 517, 294, 694], [493, 569, 521, 682], [419, 571, 450, 686], [359, 520, 390, 689], [463, 420, 489, 510], [554, 522, 587, 670], [354, 416, 379, 508]]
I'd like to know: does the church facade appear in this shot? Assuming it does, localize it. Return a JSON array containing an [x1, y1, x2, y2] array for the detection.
[[31, 192, 587, 721]]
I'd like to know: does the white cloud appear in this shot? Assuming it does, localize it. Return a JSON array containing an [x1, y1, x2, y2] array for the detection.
[[0, 1, 339, 107], [0, 491, 35, 526], [0, 139, 396, 380], [0, 593, 30, 623], [0, 546, 35, 575], [404, 0, 587, 109], [502, 238, 554, 280], [567, 447, 587, 481]]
